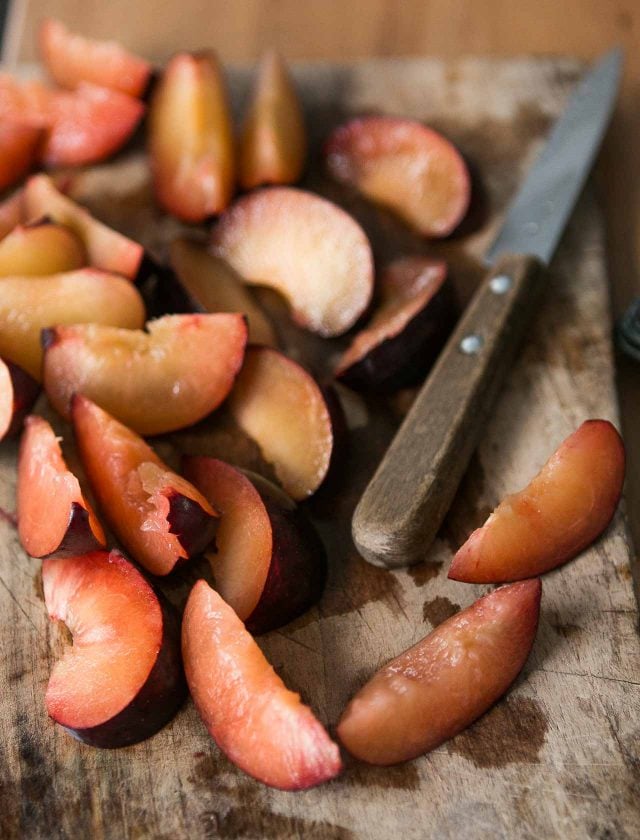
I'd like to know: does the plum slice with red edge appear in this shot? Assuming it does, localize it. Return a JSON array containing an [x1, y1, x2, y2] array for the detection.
[[72, 396, 218, 576], [0, 220, 86, 276], [43, 313, 247, 435], [18, 415, 106, 558], [449, 420, 626, 583], [23, 174, 144, 279], [43, 549, 186, 747], [182, 579, 342, 789], [182, 456, 327, 634], [39, 18, 152, 98], [0, 123, 43, 192], [325, 116, 471, 237], [227, 346, 335, 500], [335, 256, 455, 391], [210, 187, 374, 337], [0, 75, 144, 168], [149, 51, 235, 222], [337, 579, 541, 765], [0, 359, 39, 440]]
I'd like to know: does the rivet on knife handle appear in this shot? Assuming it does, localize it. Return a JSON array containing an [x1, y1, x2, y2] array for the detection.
[[352, 253, 544, 568]]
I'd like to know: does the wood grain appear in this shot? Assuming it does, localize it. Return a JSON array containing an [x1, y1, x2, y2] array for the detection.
[[1, 57, 639, 839]]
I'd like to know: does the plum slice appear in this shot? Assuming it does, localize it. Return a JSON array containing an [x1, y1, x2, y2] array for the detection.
[[182, 579, 342, 789], [0, 189, 25, 240], [325, 116, 471, 237], [43, 549, 186, 747], [449, 420, 626, 583], [18, 415, 106, 558], [0, 75, 144, 168], [337, 579, 541, 765], [183, 456, 327, 634], [39, 18, 152, 98], [167, 238, 277, 346], [43, 313, 247, 435], [239, 50, 306, 189], [0, 269, 145, 380], [0, 221, 86, 276], [72, 396, 218, 576], [228, 347, 334, 500], [210, 187, 374, 336], [335, 256, 455, 391], [149, 51, 235, 222], [23, 174, 144, 279], [0, 358, 39, 440], [0, 123, 43, 192]]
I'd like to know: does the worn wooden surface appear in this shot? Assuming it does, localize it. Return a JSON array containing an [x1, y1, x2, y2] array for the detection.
[[1, 58, 639, 839]]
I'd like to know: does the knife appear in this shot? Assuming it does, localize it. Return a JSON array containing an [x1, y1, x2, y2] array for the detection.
[[352, 49, 623, 569]]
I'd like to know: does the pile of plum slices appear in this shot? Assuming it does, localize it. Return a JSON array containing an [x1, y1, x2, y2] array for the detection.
[[0, 20, 627, 791]]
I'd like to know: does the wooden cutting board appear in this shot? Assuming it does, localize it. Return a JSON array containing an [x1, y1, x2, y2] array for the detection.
[[1, 57, 639, 840]]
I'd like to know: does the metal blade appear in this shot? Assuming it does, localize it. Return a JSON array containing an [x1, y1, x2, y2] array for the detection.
[[485, 49, 622, 267]]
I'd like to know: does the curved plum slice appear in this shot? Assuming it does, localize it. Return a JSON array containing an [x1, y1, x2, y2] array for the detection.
[[167, 238, 277, 346], [449, 420, 626, 583], [325, 116, 471, 237], [335, 256, 455, 391], [337, 579, 541, 765], [39, 18, 152, 98], [228, 347, 334, 500], [0, 221, 86, 276], [72, 396, 218, 576], [18, 415, 106, 559], [183, 456, 327, 634], [0, 269, 145, 380], [0, 75, 144, 168], [149, 51, 235, 222], [0, 358, 39, 440], [0, 189, 25, 241], [239, 49, 306, 189], [182, 579, 342, 789], [0, 123, 43, 192], [23, 174, 144, 279], [43, 549, 186, 747], [43, 313, 247, 435], [210, 187, 373, 337]]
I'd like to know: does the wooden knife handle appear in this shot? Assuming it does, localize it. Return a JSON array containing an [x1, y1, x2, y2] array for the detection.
[[352, 253, 545, 568]]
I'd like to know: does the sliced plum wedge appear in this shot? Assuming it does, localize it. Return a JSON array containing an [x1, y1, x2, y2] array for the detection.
[[0, 123, 43, 192], [0, 359, 39, 440], [337, 579, 541, 765], [18, 415, 106, 559], [449, 420, 626, 583], [43, 549, 186, 747], [182, 579, 342, 789], [43, 313, 247, 435], [72, 396, 218, 576], [183, 456, 327, 634], [0, 221, 86, 276]]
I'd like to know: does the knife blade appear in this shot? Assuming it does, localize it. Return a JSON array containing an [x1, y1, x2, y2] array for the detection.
[[352, 49, 623, 569]]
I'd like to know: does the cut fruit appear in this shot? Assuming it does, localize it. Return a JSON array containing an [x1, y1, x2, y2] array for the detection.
[[39, 18, 151, 98], [23, 174, 144, 279], [0, 75, 144, 168], [183, 457, 327, 634], [337, 579, 541, 765], [0, 123, 43, 191], [239, 49, 306, 189], [0, 221, 86, 276], [0, 189, 25, 240], [44, 313, 247, 435], [210, 187, 373, 336], [182, 579, 342, 789], [43, 549, 186, 747], [335, 256, 455, 391], [228, 347, 334, 500], [0, 358, 39, 440], [72, 396, 218, 576], [0, 269, 145, 380], [167, 238, 277, 346], [325, 116, 471, 237], [18, 415, 106, 558], [449, 420, 626, 583], [149, 51, 235, 222]]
